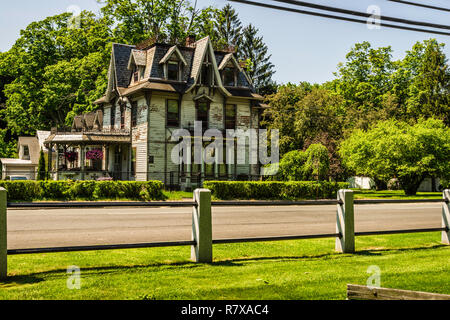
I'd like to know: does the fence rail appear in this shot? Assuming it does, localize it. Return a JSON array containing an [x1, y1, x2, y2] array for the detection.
[[0, 188, 449, 279], [6, 198, 446, 208]]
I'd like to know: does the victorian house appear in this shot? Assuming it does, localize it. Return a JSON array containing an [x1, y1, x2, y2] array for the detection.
[[44, 36, 265, 189]]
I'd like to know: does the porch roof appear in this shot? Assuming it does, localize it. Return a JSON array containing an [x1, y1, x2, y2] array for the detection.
[[44, 132, 131, 145]]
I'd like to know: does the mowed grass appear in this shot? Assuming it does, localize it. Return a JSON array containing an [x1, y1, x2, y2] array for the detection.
[[352, 189, 442, 200], [0, 232, 448, 300]]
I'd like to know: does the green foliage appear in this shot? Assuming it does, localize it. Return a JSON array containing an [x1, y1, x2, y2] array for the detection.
[[339, 118, 450, 195], [203, 181, 349, 200], [1, 11, 113, 135], [277, 143, 330, 181], [0, 129, 17, 158], [37, 149, 46, 180], [0, 180, 165, 201], [278, 150, 308, 181], [303, 144, 330, 181], [239, 24, 275, 91], [213, 4, 242, 50]]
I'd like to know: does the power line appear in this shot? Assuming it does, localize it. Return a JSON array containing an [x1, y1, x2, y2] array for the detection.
[[228, 0, 450, 36], [269, 0, 450, 30], [387, 0, 450, 13]]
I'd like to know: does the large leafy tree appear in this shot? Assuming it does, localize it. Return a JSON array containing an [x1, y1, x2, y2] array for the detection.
[[331, 42, 395, 111], [263, 83, 346, 179], [339, 118, 450, 195], [98, 0, 214, 45], [262, 82, 315, 154], [1, 12, 113, 135], [404, 40, 450, 125]]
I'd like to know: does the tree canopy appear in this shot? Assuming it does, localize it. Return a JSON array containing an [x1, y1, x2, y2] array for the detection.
[[339, 118, 450, 195]]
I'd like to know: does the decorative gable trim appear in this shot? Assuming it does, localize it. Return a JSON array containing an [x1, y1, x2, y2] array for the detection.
[[185, 37, 231, 97], [193, 93, 214, 102], [159, 45, 187, 65], [218, 53, 241, 71]]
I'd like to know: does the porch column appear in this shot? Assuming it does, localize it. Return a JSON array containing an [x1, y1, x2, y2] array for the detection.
[[186, 142, 191, 188], [104, 145, 109, 172], [214, 148, 219, 179], [200, 145, 205, 186], [55, 144, 60, 181], [80, 145, 86, 180], [47, 143, 53, 180]]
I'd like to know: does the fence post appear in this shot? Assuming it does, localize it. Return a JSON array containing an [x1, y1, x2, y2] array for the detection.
[[191, 188, 212, 263], [0, 187, 7, 279], [442, 190, 450, 245], [336, 189, 355, 253]]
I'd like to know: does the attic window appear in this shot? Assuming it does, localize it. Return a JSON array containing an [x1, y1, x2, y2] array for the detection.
[[133, 66, 144, 82], [167, 61, 179, 81], [223, 67, 236, 86], [200, 64, 211, 86], [23, 145, 30, 160]]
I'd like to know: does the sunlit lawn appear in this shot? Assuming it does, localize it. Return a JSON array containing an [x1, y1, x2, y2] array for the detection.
[[352, 189, 442, 200], [0, 232, 448, 300]]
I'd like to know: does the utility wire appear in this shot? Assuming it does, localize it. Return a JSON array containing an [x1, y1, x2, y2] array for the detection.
[[269, 0, 450, 30], [387, 0, 450, 13], [228, 0, 450, 36]]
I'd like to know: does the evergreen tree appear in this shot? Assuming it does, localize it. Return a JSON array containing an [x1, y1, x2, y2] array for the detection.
[[240, 24, 275, 93], [213, 4, 242, 51], [37, 148, 46, 180]]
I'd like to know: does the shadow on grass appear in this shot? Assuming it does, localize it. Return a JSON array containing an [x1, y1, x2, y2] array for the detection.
[[5, 244, 447, 281], [353, 244, 447, 256], [0, 274, 44, 287]]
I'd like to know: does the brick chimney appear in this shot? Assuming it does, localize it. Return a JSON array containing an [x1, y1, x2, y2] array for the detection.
[[185, 35, 196, 47]]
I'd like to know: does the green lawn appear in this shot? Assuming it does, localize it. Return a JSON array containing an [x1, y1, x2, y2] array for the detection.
[[0, 232, 448, 300], [352, 189, 442, 200], [162, 190, 194, 201]]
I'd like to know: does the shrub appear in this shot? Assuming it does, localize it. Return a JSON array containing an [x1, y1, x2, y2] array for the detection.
[[0, 180, 165, 201], [203, 181, 349, 200], [40, 181, 74, 199], [0, 181, 41, 201]]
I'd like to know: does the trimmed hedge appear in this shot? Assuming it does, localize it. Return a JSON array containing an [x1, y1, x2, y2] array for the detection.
[[0, 180, 165, 201], [203, 181, 350, 200]]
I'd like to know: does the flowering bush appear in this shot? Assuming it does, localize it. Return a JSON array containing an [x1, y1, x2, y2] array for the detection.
[[97, 177, 113, 181], [64, 151, 78, 162], [86, 149, 103, 160]]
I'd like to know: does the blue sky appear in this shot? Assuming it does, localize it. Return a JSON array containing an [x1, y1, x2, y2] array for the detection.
[[0, 0, 449, 84]]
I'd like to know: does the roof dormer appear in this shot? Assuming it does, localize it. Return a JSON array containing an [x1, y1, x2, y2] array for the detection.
[[160, 46, 187, 81], [128, 49, 147, 84]]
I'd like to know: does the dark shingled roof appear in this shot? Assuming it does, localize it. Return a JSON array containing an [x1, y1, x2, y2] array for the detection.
[[113, 43, 135, 87], [96, 37, 260, 104]]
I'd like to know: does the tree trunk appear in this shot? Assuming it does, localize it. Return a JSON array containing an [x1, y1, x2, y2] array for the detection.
[[373, 177, 387, 191], [399, 175, 424, 196]]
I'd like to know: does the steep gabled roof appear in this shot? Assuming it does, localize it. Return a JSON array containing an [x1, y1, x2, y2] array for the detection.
[[185, 37, 230, 96], [95, 37, 259, 105], [159, 45, 187, 65], [128, 49, 147, 69]]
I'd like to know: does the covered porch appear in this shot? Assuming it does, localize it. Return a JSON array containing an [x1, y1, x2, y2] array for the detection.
[[44, 130, 132, 181]]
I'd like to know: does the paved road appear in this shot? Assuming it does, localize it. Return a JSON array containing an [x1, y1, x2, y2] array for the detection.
[[6, 203, 442, 249]]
